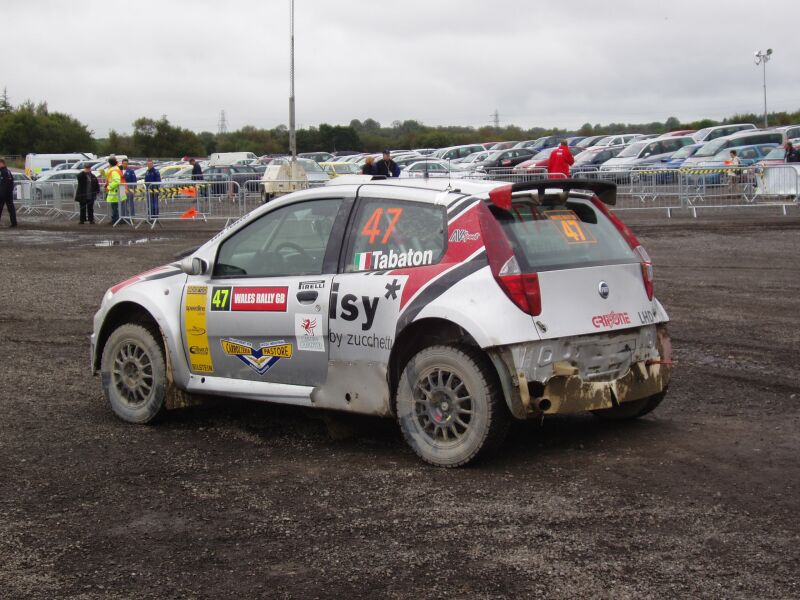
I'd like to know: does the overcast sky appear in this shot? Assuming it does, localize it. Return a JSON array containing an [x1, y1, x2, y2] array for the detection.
[[7, 1, 799, 136]]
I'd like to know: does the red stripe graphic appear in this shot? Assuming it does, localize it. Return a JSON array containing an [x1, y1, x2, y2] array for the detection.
[[389, 203, 484, 309]]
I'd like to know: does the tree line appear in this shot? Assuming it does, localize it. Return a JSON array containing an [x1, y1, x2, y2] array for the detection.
[[3, 88, 800, 158]]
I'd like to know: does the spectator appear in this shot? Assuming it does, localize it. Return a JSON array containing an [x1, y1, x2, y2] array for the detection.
[[727, 150, 741, 167], [120, 158, 137, 219], [726, 150, 741, 184], [0, 158, 17, 228], [75, 163, 100, 224], [105, 157, 123, 224], [362, 155, 376, 175], [547, 140, 574, 178], [784, 142, 800, 163], [374, 150, 400, 177], [189, 158, 205, 200], [144, 159, 161, 221]]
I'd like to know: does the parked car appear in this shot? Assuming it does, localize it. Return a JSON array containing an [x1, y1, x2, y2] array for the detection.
[[203, 165, 261, 194], [90, 177, 671, 467], [412, 148, 437, 156], [658, 129, 696, 138], [432, 144, 487, 161], [593, 134, 644, 147], [12, 172, 33, 201], [682, 129, 785, 168], [600, 136, 695, 172], [692, 123, 756, 143], [756, 145, 792, 167], [453, 151, 493, 171], [320, 161, 361, 177], [488, 141, 519, 151], [660, 143, 704, 169], [398, 159, 461, 178], [569, 145, 626, 174], [299, 152, 334, 163], [31, 170, 80, 201], [573, 135, 609, 149], [513, 146, 583, 173], [473, 148, 535, 171], [691, 143, 779, 185]]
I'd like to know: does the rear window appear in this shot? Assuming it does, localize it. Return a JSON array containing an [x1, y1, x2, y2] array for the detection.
[[494, 197, 638, 272]]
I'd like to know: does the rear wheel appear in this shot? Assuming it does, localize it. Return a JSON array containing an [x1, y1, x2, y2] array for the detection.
[[100, 324, 167, 423], [396, 345, 510, 467], [591, 390, 667, 421]]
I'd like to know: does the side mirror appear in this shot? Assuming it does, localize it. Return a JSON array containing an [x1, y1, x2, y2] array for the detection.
[[180, 256, 208, 276]]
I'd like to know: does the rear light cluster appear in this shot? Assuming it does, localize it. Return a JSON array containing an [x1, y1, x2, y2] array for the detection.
[[591, 198, 654, 300], [477, 201, 542, 316]]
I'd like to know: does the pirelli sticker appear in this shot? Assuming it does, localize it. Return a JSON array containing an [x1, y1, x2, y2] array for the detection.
[[184, 285, 214, 373]]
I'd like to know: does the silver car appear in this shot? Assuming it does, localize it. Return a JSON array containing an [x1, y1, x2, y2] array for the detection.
[[91, 178, 672, 467]]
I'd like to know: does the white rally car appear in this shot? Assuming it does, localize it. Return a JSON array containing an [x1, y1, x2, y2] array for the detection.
[[91, 177, 672, 467]]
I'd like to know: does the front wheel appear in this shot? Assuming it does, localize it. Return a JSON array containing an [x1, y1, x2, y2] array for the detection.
[[100, 324, 167, 423], [396, 345, 510, 467]]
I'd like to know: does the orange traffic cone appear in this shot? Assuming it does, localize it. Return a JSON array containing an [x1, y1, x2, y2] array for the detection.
[[180, 207, 198, 219]]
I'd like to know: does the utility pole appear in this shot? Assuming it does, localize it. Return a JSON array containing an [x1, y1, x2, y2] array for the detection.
[[754, 49, 773, 128], [217, 110, 227, 135], [492, 109, 500, 131], [288, 0, 297, 172]]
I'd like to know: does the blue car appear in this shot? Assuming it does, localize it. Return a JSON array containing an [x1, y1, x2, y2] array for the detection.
[[690, 143, 779, 185]]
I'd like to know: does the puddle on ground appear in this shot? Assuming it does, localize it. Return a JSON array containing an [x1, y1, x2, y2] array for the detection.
[[1, 230, 80, 245], [93, 237, 172, 247]]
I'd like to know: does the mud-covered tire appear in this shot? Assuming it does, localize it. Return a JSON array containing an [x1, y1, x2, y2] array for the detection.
[[396, 345, 510, 467], [100, 324, 167, 424], [591, 390, 667, 421]]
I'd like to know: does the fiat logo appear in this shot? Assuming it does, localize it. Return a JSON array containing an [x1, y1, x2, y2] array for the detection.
[[598, 281, 610, 299]]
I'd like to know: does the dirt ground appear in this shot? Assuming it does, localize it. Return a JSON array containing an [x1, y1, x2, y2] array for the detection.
[[1, 209, 798, 599]]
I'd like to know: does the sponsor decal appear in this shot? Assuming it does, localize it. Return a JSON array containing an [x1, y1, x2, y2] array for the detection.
[[448, 229, 480, 243], [230, 286, 288, 312], [591, 311, 632, 329], [353, 249, 434, 271], [329, 282, 391, 331], [221, 338, 293, 375], [328, 331, 393, 350], [299, 280, 326, 291], [295, 313, 325, 352], [360, 206, 404, 244], [184, 285, 214, 373]]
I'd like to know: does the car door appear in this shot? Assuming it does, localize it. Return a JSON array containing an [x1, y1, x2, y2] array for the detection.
[[182, 196, 350, 388]]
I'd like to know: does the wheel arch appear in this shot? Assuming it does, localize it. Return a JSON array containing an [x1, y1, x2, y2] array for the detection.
[[388, 317, 512, 417], [94, 302, 162, 373]]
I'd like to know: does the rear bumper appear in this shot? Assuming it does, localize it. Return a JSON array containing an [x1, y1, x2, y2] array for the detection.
[[489, 323, 672, 418]]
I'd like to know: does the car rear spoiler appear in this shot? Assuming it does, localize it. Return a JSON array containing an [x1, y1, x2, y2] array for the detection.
[[488, 179, 617, 209]]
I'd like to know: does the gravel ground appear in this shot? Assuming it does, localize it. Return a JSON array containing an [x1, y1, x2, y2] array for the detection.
[[0, 210, 798, 599]]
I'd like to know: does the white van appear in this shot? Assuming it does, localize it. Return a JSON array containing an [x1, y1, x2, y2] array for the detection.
[[208, 152, 258, 166], [25, 153, 96, 179], [692, 123, 756, 143]]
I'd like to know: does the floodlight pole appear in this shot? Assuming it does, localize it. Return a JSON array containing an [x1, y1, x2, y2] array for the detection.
[[289, 0, 297, 167], [754, 49, 773, 128]]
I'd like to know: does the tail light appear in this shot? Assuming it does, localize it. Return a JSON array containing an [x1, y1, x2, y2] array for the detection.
[[591, 198, 654, 300], [477, 202, 542, 316]]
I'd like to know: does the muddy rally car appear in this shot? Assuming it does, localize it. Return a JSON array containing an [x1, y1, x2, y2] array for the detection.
[[91, 178, 672, 467]]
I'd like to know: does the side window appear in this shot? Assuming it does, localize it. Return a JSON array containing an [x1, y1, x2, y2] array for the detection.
[[740, 148, 757, 159], [214, 199, 342, 278], [347, 199, 446, 272]]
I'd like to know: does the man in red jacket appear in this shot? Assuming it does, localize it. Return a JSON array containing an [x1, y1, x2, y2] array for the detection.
[[547, 140, 574, 178]]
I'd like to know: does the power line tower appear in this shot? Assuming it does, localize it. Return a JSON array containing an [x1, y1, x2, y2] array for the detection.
[[218, 110, 228, 135], [491, 109, 500, 131]]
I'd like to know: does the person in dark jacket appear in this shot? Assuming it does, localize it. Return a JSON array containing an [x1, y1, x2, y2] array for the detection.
[[784, 142, 800, 163], [362, 155, 376, 175], [120, 158, 137, 218], [0, 158, 17, 228], [189, 158, 205, 200], [374, 150, 400, 177], [143, 159, 162, 220], [75, 163, 100, 224]]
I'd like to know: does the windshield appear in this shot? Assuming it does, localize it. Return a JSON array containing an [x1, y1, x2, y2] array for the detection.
[[575, 136, 598, 148], [695, 138, 728, 157], [765, 148, 785, 159], [595, 136, 613, 145], [298, 158, 323, 172], [616, 141, 647, 158], [494, 198, 638, 272], [671, 145, 698, 159], [334, 163, 359, 174]]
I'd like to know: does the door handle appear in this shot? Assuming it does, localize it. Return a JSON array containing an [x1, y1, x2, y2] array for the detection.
[[296, 290, 318, 304]]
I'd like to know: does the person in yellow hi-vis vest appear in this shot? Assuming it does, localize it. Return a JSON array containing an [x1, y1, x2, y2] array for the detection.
[[105, 157, 123, 224]]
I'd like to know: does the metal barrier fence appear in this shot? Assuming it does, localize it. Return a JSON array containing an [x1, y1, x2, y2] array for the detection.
[[11, 167, 798, 226]]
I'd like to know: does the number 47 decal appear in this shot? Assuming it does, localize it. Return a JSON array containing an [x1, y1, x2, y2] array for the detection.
[[210, 286, 232, 311], [361, 207, 404, 244]]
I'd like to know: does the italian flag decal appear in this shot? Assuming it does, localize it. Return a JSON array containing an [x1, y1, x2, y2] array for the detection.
[[354, 252, 372, 271]]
